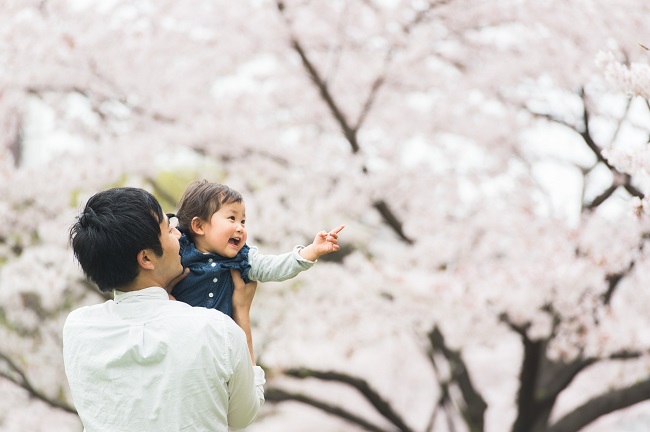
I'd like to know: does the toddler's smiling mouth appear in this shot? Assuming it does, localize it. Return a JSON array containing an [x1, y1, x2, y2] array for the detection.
[[228, 237, 241, 246]]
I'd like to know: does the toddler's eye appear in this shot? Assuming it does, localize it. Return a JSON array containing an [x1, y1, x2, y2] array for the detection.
[[241, 220, 246, 225], [228, 216, 236, 221]]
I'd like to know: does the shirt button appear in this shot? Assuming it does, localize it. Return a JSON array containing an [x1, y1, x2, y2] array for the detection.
[[208, 258, 213, 262], [213, 278, 218, 283], [211, 263, 216, 267], [208, 293, 214, 298]]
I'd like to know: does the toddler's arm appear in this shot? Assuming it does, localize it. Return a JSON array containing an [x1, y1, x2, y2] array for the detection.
[[247, 246, 315, 282], [246, 225, 344, 282]]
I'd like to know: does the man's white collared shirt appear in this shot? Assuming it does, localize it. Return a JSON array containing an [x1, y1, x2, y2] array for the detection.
[[63, 287, 265, 432]]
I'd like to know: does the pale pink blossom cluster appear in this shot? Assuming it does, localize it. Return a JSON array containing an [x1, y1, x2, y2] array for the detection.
[[597, 50, 650, 100]]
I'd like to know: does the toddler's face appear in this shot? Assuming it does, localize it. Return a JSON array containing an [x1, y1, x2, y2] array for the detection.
[[195, 201, 247, 258]]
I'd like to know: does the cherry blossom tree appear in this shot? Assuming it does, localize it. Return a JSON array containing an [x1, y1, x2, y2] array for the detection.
[[1, 0, 650, 431]]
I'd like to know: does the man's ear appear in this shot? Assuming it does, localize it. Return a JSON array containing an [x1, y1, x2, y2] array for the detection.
[[137, 249, 156, 270], [191, 217, 205, 236]]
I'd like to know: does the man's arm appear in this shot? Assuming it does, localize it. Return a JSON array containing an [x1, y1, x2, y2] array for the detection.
[[164, 267, 189, 300], [231, 269, 257, 363], [227, 270, 265, 429]]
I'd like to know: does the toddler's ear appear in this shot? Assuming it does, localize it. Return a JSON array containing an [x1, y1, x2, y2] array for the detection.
[[190, 217, 206, 236]]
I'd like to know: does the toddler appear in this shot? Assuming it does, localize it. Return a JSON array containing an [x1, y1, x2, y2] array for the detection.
[[170, 180, 344, 316]]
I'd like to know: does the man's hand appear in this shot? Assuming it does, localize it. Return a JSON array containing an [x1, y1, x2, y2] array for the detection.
[[231, 270, 258, 364], [299, 225, 345, 261], [165, 268, 189, 298], [231, 270, 257, 315]]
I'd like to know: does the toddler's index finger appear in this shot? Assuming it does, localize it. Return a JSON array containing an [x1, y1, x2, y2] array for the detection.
[[329, 225, 345, 235]]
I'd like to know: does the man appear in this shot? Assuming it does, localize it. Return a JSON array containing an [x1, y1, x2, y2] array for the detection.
[[63, 187, 264, 431]]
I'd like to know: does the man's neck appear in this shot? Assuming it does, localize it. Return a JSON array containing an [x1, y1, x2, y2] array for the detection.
[[118, 276, 168, 294]]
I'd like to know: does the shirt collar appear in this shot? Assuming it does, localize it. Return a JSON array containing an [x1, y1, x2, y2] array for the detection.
[[113, 287, 169, 304]]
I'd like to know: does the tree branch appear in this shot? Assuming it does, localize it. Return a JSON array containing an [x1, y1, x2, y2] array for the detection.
[[275, 1, 416, 246], [265, 387, 390, 432], [275, 0, 360, 153], [428, 326, 486, 432], [283, 367, 414, 432], [623, 183, 644, 199], [147, 176, 179, 210], [529, 89, 645, 210], [602, 260, 635, 305], [354, 75, 386, 131], [25, 84, 175, 124], [500, 311, 595, 432], [373, 200, 414, 244], [577, 88, 611, 168], [607, 96, 633, 148], [547, 377, 650, 432], [584, 184, 618, 210], [0, 351, 76, 414], [7, 117, 22, 168]]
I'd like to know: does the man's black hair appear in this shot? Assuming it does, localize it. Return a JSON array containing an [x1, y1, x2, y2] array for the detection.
[[70, 187, 164, 292]]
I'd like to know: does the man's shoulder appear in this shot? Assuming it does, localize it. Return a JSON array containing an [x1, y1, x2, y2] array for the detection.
[[65, 301, 110, 320], [166, 304, 244, 345], [63, 302, 113, 339], [167, 302, 237, 328]]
